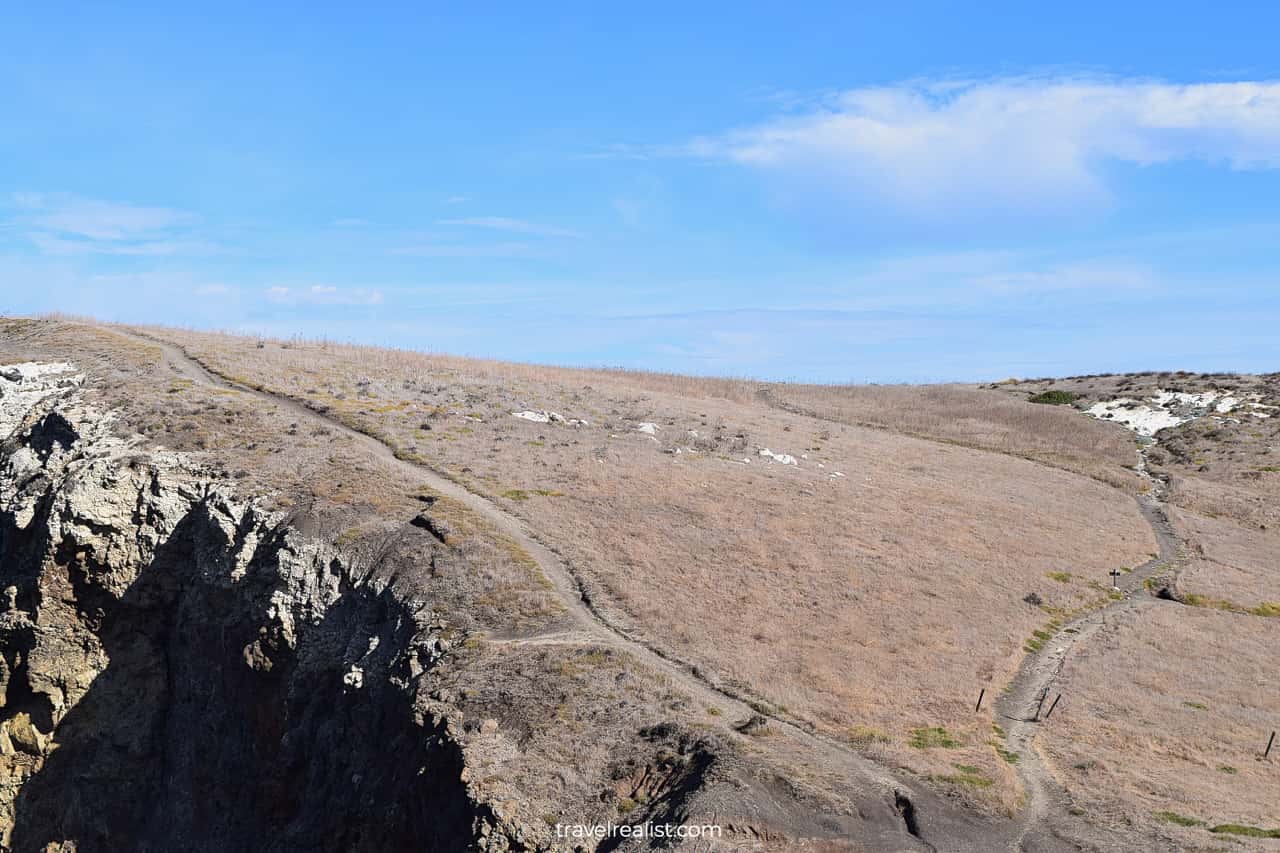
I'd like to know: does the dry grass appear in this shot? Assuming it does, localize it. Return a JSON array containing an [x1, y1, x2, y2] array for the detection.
[[0, 317, 561, 638], [997, 370, 1280, 528], [1165, 470, 1280, 532], [119, 321, 1158, 810], [10, 317, 1277, 837], [25, 316, 1213, 840], [1173, 509, 1280, 613], [1044, 604, 1280, 848], [765, 382, 1143, 490]]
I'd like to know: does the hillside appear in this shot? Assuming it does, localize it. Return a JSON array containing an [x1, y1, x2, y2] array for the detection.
[[0, 316, 1275, 851]]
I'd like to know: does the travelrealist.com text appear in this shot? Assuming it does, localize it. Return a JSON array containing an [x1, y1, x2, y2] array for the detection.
[[554, 821, 723, 840]]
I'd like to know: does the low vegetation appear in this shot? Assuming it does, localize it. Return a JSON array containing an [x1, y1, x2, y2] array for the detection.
[[1155, 810, 1204, 827], [1209, 824, 1280, 838], [909, 727, 961, 749], [936, 764, 994, 789], [1027, 390, 1076, 406]]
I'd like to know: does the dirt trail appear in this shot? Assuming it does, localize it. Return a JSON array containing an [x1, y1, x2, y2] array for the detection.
[[756, 386, 1196, 851], [117, 327, 1022, 852], [994, 446, 1186, 852]]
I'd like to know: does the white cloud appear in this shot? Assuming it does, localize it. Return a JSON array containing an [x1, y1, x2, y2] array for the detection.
[[9, 192, 209, 255], [13, 193, 194, 240], [693, 77, 1280, 220], [436, 216, 581, 238], [264, 284, 382, 306]]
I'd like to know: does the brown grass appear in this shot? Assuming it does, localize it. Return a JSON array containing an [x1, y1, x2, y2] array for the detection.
[[11, 316, 1279, 836], [0, 317, 561, 638], [1045, 604, 1280, 847], [115, 321, 1157, 810], [767, 383, 1142, 489], [1174, 509, 1280, 612], [995, 370, 1280, 527]]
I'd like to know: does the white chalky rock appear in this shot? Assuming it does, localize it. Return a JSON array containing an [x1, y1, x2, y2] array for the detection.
[[758, 448, 798, 465], [1085, 387, 1268, 437], [511, 410, 564, 424], [1, 362, 84, 439]]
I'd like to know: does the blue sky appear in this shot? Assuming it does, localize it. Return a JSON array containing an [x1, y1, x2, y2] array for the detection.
[[2, 2, 1278, 381]]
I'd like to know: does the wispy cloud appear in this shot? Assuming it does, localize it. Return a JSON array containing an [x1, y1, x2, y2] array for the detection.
[[435, 216, 581, 238], [390, 240, 543, 259], [690, 76, 1280, 222], [263, 285, 383, 306], [13, 192, 193, 239], [29, 233, 215, 257], [9, 192, 211, 255], [858, 250, 1154, 297]]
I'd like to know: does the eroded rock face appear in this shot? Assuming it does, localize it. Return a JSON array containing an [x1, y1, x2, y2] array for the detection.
[[0, 370, 515, 853]]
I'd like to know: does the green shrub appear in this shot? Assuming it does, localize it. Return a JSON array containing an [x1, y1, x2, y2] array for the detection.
[[908, 726, 960, 749], [1208, 824, 1280, 838], [1028, 390, 1076, 405], [936, 764, 993, 788], [1155, 811, 1204, 827]]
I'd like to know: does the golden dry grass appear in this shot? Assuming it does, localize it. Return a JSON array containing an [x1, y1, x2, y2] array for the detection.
[[995, 369, 1280, 527], [124, 322, 1158, 811], [1174, 509, 1280, 613], [1045, 604, 1280, 848], [0, 317, 562, 637], [767, 382, 1143, 489], [11, 317, 1274, 837]]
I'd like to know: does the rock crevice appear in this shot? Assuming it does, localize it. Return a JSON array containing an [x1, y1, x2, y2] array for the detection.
[[0, 366, 512, 852]]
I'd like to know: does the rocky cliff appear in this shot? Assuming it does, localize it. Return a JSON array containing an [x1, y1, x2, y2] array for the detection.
[[0, 363, 520, 852]]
